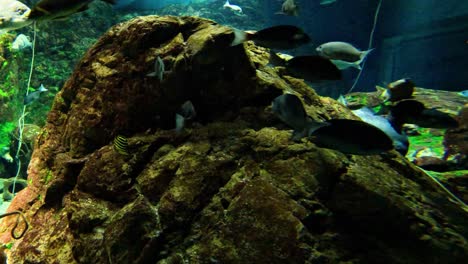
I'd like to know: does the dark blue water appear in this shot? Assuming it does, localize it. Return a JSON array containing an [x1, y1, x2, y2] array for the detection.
[[117, 0, 468, 92]]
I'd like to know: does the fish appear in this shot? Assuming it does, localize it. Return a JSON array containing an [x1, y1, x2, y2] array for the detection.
[[388, 99, 458, 129], [1, 147, 13, 163], [223, 0, 242, 14], [231, 25, 311, 50], [272, 94, 394, 154], [352, 107, 409, 155], [316, 41, 373, 70], [380, 78, 415, 102], [24, 84, 48, 105], [147, 56, 165, 82], [457, 90, 468, 97], [276, 0, 299, 16], [320, 0, 337, 5], [175, 100, 196, 133], [387, 99, 425, 132], [27, 0, 116, 21], [11, 34, 32, 51], [284, 55, 342, 82], [272, 94, 329, 140], [2, 152, 14, 163], [309, 118, 395, 155], [113, 135, 129, 155], [0, 0, 33, 35]]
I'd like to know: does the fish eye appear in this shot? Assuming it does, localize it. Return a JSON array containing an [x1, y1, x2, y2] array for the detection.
[[16, 8, 26, 15]]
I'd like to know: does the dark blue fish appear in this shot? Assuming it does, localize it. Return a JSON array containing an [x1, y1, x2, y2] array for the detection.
[[272, 94, 327, 140], [231, 25, 311, 50], [309, 119, 394, 155], [175, 100, 196, 133], [272, 93, 394, 154]]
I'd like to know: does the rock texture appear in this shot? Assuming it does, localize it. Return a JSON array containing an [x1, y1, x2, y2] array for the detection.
[[0, 16, 467, 264]]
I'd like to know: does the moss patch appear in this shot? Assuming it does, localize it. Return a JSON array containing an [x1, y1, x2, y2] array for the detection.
[[0, 122, 14, 151]]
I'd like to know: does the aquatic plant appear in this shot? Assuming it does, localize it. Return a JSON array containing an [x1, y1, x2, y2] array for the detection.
[[0, 122, 15, 151], [11, 23, 37, 195]]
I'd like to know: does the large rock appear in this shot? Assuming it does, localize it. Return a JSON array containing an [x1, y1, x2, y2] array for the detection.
[[0, 16, 467, 264]]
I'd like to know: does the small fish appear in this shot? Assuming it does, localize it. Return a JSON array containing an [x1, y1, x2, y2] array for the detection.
[[457, 90, 468, 97], [28, 0, 116, 21], [352, 107, 409, 155], [276, 0, 299, 16], [113, 135, 129, 155], [381, 78, 415, 102], [147, 56, 165, 82], [175, 100, 196, 133], [320, 0, 337, 6], [272, 94, 328, 140], [310, 118, 395, 155], [316, 41, 373, 70], [223, 0, 242, 14], [24, 84, 48, 105], [231, 25, 311, 50], [0, 0, 33, 35], [11, 34, 32, 51]]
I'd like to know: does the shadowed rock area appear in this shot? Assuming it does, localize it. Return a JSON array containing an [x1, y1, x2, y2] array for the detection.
[[0, 16, 467, 264]]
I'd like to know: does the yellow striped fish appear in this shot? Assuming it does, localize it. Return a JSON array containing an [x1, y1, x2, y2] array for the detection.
[[113, 135, 129, 155]]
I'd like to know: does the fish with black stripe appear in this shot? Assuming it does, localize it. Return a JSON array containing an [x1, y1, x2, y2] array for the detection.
[[113, 135, 129, 156]]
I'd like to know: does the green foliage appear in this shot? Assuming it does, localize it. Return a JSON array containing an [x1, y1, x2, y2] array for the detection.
[[44, 170, 53, 185], [407, 128, 446, 159], [0, 122, 15, 151], [4, 242, 13, 249]]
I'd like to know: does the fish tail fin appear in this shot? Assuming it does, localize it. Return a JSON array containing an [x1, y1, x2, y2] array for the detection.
[[306, 120, 330, 137], [359, 48, 374, 62], [175, 114, 185, 133], [230, 28, 248, 46], [224, 0, 229, 7], [350, 48, 374, 69]]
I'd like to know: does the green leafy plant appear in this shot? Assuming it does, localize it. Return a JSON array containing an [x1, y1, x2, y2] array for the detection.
[[0, 122, 15, 150]]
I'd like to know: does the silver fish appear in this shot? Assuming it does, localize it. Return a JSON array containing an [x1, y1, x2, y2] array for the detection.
[[223, 0, 243, 14], [147, 56, 165, 82], [277, 0, 299, 16], [316, 41, 373, 70], [11, 34, 32, 51]]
